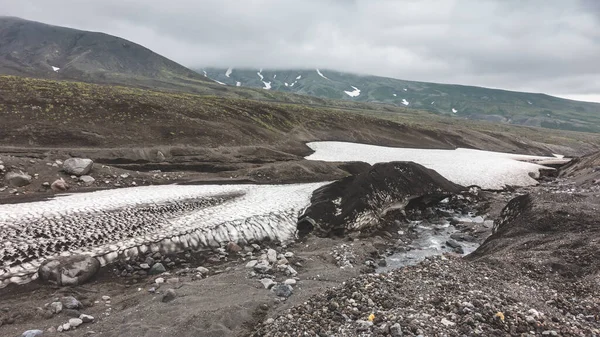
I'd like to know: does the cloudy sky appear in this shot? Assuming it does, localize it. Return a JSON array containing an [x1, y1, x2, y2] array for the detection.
[[4, 0, 600, 102]]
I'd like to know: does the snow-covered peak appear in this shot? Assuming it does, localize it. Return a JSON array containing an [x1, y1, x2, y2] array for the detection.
[[344, 86, 360, 97], [316, 69, 329, 80]]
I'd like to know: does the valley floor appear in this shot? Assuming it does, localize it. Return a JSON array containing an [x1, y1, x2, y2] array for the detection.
[[0, 175, 599, 336]]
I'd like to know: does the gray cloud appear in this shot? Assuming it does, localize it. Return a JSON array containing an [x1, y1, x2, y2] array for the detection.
[[2, 0, 600, 101]]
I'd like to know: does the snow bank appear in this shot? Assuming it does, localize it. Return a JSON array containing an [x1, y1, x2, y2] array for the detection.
[[344, 86, 361, 97], [0, 183, 325, 287], [305, 141, 568, 190]]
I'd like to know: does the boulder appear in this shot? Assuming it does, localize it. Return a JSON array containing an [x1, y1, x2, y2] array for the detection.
[[5, 171, 32, 187], [60, 296, 82, 310], [63, 158, 94, 176], [51, 179, 69, 192], [21, 330, 44, 337], [38, 255, 101, 286], [79, 175, 95, 185], [298, 162, 464, 237], [149, 262, 166, 275]]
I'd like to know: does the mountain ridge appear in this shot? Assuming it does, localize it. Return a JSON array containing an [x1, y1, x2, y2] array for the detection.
[[202, 67, 600, 133]]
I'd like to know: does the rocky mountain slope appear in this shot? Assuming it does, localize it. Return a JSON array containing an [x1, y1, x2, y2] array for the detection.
[[203, 67, 600, 133], [0, 16, 210, 90]]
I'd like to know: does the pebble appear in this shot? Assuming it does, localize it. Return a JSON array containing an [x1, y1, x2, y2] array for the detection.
[[80, 314, 95, 323], [283, 279, 297, 286], [271, 284, 293, 298], [196, 266, 209, 274], [101, 295, 111, 301], [260, 278, 276, 289], [69, 318, 83, 328], [21, 330, 44, 337]]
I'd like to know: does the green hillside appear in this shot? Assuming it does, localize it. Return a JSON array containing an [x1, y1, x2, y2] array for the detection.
[[202, 68, 600, 133]]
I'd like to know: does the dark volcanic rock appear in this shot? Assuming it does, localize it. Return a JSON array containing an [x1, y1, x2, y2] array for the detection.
[[469, 193, 600, 277], [298, 162, 463, 237], [38, 255, 100, 286]]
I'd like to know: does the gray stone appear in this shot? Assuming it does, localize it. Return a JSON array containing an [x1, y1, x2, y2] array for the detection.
[[272, 284, 293, 298], [69, 318, 83, 328], [42, 182, 50, 187], [390, 323, 403, 337], [245, 260, 258, 268], [22, 330, 44, 337], [253, 261, 272, 274], [356, 320, 374, 331], [260, 278, 276, 289], [149, 263, 166, 275], [283, 279, 297, 286], [79, 175, 95, 185], [5, 171, 32, 187], [196, 266, 209, 274], [267, 249, 277, 263], [60, 296, 83, 310], [63, 158, 94, 176], [50, 301, 63, 314], [162, 289, 177, 303], [38, 255, 100, 286], [79, 314, 94, 323], [445, 239, 462, 249], [139, 263, 150, 269], [156, 151, 166, 162]]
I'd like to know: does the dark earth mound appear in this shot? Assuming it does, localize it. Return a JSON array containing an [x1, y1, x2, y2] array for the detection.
[[298, 162, 464, 237]]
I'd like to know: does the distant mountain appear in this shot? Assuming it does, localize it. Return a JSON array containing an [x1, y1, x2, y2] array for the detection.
[[0, 16, 210, 89], [202, 67, 600, 133]]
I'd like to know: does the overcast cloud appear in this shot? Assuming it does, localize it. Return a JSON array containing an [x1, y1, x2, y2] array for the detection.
[[3, 0, 600, 102]]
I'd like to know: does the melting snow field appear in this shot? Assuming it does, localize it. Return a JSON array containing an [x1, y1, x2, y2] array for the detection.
[[316, 69, 329, 80], [305, 141, 569, 189], [344, 86, 361, 97], [0, 183, 325, 287]]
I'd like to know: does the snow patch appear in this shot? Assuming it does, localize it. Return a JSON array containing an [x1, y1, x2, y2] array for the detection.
[[51, 66, 60, 72], [344, 86, 361, 97], [305, 141, 570, 190], [316, 69, 329, 80], [213, 80, 226, 85], [296, 75, 302, 80], [236, 81, 241, 87], [401, 99, 409, 106], [273, 74, 276, 79], [403, 88, 408, 91], [257, 71, 264, 81], [452, 108, 457, 113], [393, 94, 397, 97], [262, 81, 272, 90], [202, 70, 207, 77], [527, 101, 533, 105], [284, 82, 289, 87], [431, 101, 435, 105], [225, 67, 233, 77]]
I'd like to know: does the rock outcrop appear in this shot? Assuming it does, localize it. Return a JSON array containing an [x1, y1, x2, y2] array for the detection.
[[298, 162, 463, 237]]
